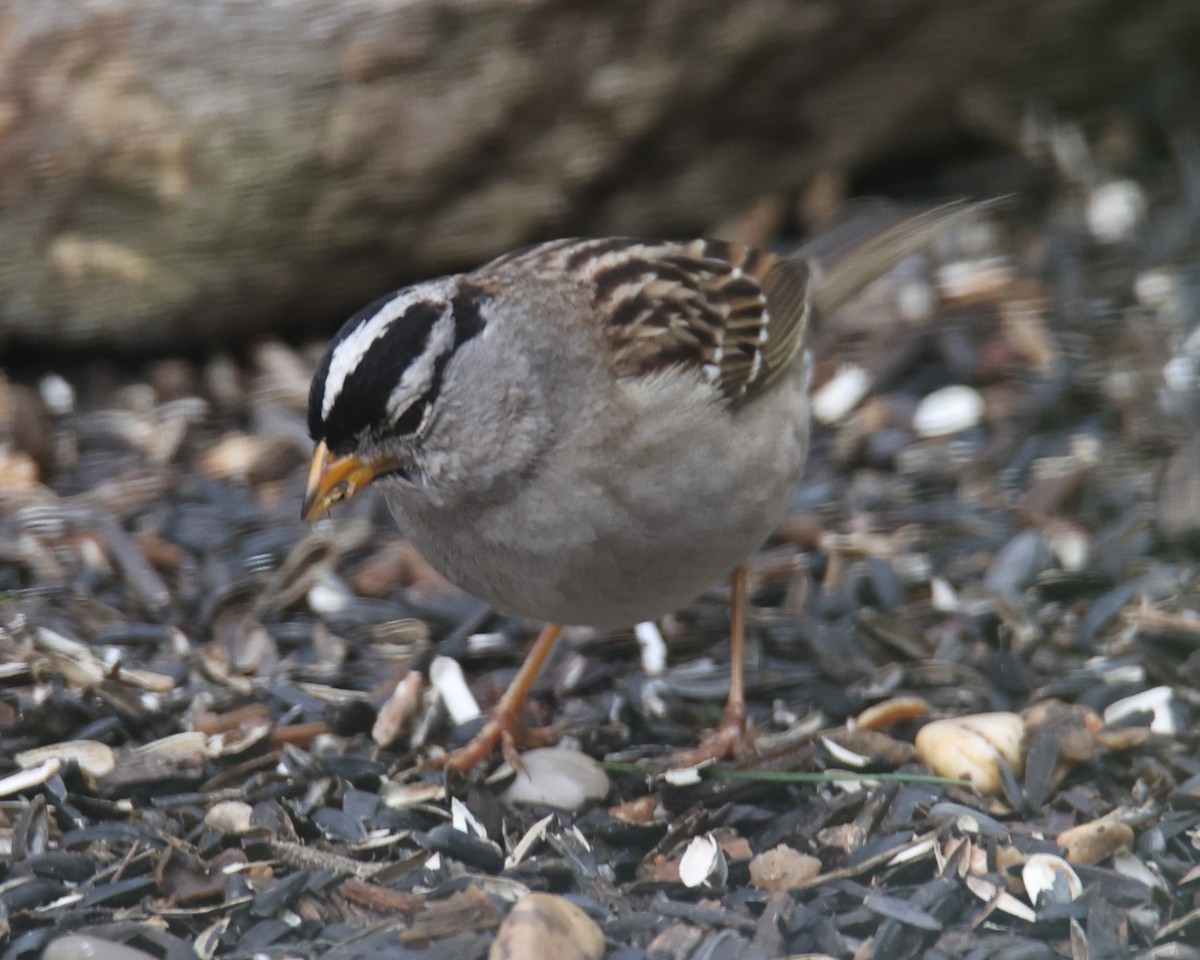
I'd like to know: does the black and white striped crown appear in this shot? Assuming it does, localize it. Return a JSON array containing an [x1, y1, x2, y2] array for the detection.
[[308, 279, 489, 452]]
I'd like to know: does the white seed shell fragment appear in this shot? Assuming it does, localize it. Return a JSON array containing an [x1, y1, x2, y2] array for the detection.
[[0, 759, 62, 798], [912, 385, 985, 438], [1023, 853, 1083, 907], [915, 712, 1026, 796], [1136, 267, 1179, 310], [452, 796, 490, 839], [307, 581, 350, 614], [661, 763, 706, 787], [1112, 851, 1167, 891], [930, 577, 960, 612], [488, 893, 604, 960], [372, 671, 426, 749], [679, 833, 727, 889], [812, 364, 871, 424], [634, 620, 667, 677], [501, 747, 610, 811], [429, 655, 482, 725], [936, 257, 1013, 302], [200, 432, 260, 481], [1102, 685, 1177, 735], [39, 373, 75, 415], [820, 736, 870, 768], [379, 780, 446, 809], [1044, 521, 1090, 572], [964, 875, 1037, 923], [1087, 179, 1146, 243], [139, 731, 209, 762], [15, 740, 116, 780], [897, 280, 935, 322], [506, 814, 555, 869]]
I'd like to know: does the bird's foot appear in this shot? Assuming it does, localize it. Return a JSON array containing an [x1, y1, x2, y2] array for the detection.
[[429, 622, 565, 778], [661, 704, 755, 770], [435, 707, 558, 777]]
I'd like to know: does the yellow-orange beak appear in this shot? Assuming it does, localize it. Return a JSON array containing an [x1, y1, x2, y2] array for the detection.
[[302, 440, 390, 521]]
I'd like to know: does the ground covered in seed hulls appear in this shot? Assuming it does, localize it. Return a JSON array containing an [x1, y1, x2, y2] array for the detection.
[[4, 99, 1200, 960]]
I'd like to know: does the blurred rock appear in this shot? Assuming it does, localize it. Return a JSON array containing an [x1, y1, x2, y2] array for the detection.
[[2, 0, 1198, 350], [489, 893, 604, 960]]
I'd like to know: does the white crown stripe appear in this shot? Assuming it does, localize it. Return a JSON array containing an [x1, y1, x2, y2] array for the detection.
[[321, 294, 410, 420], [321, 279, 459, 422]]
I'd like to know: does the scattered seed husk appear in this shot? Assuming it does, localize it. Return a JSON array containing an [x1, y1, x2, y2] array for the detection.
[[15, 740, 116, 781], [2, 125, 1200, 959]]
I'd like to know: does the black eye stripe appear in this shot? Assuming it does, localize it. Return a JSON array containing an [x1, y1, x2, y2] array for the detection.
[[452, 283, 488, 345], [384, 284, 490, 439], [389, 394, 429, 437]]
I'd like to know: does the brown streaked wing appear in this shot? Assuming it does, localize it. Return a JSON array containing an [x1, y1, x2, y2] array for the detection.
[[575, 238, 813, 406]]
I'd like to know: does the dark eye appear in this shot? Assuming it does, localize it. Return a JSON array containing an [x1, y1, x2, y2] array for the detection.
[[390, 395, 429, 437]]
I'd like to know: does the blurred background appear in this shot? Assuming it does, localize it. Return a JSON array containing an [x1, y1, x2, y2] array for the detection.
[[1, 0, 1198, 352]]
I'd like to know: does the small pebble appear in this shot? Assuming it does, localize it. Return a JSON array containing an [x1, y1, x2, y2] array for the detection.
[[44, 936, 157, 960], [915, 712, 1026, 796], [488, 893, 604, 960], [1057, 819, 1134, 866], [204, 800, 254, 835], [749, 844, 821, 892], [501, 747, 610, 810], [645, 924, 704, 959]]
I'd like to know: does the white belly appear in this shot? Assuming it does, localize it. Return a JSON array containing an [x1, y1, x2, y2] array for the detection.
[[388, 361, 811, 628]]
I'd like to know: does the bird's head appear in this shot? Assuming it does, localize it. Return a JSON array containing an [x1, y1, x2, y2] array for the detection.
[[302, 277, 490, 521]]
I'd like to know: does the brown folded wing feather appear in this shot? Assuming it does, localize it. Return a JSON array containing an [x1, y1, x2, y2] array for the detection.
[[512, 237, 814, 408]]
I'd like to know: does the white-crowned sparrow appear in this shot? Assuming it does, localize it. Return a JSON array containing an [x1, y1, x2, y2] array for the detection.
[[303, 200, 987, 773]]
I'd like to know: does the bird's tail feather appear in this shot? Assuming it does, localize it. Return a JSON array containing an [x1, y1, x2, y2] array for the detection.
[[795, 198, 999, 318]]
